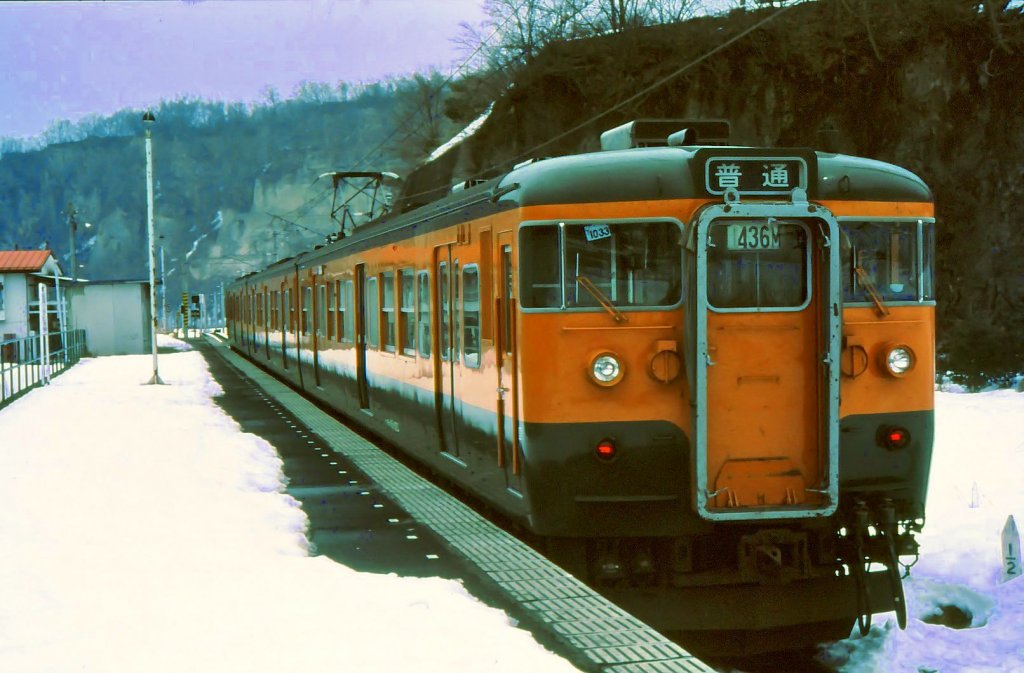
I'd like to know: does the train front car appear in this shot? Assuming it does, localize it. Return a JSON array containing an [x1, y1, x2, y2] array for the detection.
[[505, 138, 934, 652]]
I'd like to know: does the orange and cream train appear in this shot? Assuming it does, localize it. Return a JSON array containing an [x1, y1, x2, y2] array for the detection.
[[227, 121, 935, 653]]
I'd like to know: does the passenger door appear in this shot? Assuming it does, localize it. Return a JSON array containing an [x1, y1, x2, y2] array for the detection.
[[355, 264, 370, 409], [434, 245, 461, 458], [693, 204, 840, 521], [495, 233, 522, 491]]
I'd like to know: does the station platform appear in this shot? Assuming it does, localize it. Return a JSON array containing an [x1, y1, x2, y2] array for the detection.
[[199, 334, 714, 673]]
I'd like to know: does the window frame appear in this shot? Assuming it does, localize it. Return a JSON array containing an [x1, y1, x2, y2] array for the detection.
[[462, 263, 481, 369], [417, 270, 431, 359], [517, 217, 686, 314], [399, 267, 416, 357], [365, 275, 379, 350], [705, 218, 813, 314], [302, 285, 313, 336], [381, 270, 396, 353], [838, 216, 937, 306], [343, 279, 355, 344], [317, 282, 327, 337]]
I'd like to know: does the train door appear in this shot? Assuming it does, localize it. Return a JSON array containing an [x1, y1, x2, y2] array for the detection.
[[434, 245, 460, 458], [355, 264, 370, 409], [692, 200, 840, 521], [495, 233, 522, 491], [312, 280, 322, 387], [293, 273, 305, 388], [281, 283, 290, 370], [263, 288, 270, 360]]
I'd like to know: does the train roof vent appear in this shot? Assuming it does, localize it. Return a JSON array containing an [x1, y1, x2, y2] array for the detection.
[[450, 178, 488, 194], [600, 119, 731, 150]]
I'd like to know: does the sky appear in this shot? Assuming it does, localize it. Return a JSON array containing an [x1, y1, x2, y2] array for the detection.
[[1, 335, 1022, 672], [0, 0, 487, 140]]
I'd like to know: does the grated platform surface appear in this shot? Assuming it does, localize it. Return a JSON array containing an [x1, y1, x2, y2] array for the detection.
[[208, 336, 714, 673]]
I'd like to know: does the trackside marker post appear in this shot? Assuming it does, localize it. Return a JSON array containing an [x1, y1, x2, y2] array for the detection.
[[1003, 515, 1021, 583]]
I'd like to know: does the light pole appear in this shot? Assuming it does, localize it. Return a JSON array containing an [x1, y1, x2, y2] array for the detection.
[[67, 203, 78, 283], [143, 111, 164, 385]]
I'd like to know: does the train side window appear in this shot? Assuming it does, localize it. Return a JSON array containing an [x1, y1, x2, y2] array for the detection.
[[366, 276, 379, 349], [454, 260, 461, 361], [921, 221, 935, 301], [317, 283, 327, 337], [840, 220, 921, 303], [707, 219, 809, 310], [382, 271, 396, 353], [519, 226, 561, 308], [343, 280, 355, 344], [326, 282, 334, 339], [502, 244, 513, 356], [303, 286, 313, 335], [463, 265, 481, 368], [400, 268, 416, 356], [334, 280, 342, 340], [417, 270, 431, 358], [284, 289, 291, 333]]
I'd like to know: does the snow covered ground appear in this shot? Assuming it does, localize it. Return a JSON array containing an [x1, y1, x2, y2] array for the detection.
[[1, 336, 1021, 672], [0, 338, 580, 673], [820, 389, 1024, 673]]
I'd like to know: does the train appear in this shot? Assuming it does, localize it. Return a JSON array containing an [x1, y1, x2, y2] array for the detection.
[[226, 119, 935, 654]]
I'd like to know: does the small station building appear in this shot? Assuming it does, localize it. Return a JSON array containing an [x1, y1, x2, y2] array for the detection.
[[0, 249, 67, 346]]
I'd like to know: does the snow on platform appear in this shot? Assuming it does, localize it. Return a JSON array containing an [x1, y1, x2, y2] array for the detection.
[[0, 345, 582, 673], [2, 337, 1022, 673]]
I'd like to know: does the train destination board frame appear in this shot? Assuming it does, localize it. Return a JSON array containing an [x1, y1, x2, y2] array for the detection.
[[704, 155, 809, 197]]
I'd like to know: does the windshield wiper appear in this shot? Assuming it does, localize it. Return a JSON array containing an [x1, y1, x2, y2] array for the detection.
[[575, 275, 627, 323], [855, 267, 890, 317]]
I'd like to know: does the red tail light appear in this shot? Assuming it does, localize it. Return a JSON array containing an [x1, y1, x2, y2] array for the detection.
[[595, 439, 617, 461], [880, 426, 911, 450]]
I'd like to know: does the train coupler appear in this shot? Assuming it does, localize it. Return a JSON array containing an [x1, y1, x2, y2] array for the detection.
[[738, 529, 811, 584]]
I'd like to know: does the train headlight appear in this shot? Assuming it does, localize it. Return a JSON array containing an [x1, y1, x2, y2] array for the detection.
[[590, 353, 624, 386], [881, 343, 916, 377]]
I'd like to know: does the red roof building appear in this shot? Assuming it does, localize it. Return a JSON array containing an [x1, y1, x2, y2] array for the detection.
[[0, 250, 65, 342], [0, 249, 57, 273]]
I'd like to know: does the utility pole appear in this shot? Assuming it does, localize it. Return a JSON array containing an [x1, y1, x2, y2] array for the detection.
[[67, 203, 78, 283], [159, 246, 166, 330], [143, 111, 164, 385]]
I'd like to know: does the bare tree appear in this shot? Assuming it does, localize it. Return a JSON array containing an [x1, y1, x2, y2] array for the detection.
[[389, 71, 455, 166]]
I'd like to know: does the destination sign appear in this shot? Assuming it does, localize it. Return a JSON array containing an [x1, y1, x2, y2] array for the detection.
[[705, 157, 807, 196]]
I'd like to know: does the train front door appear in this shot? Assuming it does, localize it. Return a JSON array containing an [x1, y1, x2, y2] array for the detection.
[[692, 201, 841, 521], [495, 233, 522, 492], [435, 245, 461, 458]]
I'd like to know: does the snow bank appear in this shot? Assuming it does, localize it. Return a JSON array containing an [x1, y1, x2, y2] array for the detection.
[[822, 390, 1024, 672]]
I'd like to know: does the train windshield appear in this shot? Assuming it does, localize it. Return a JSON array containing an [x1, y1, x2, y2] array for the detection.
[[840, 220, 935, 303], [706, 218, 810, 310], [519, 220, 683, 310]]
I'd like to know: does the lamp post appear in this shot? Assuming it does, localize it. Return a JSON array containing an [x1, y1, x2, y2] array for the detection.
[[67, 203, 78, 283], [143, 111, 164, 385]]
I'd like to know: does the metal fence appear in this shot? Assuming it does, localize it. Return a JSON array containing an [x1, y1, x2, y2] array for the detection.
[[0, 330, 87, 409]]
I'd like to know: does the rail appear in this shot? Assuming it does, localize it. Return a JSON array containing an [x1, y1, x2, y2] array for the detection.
[[0, 330, 87, 409]]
